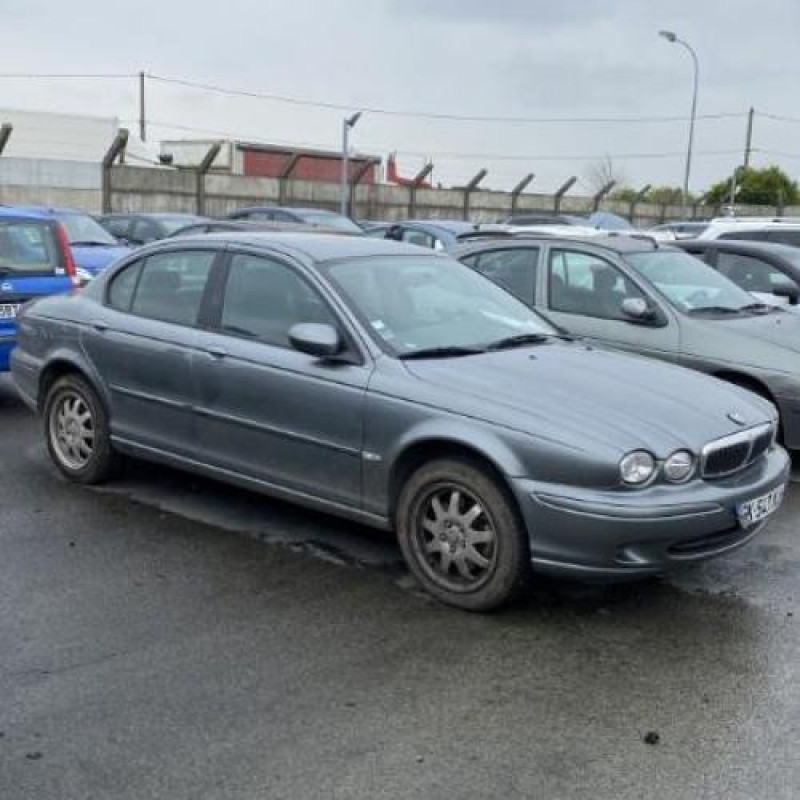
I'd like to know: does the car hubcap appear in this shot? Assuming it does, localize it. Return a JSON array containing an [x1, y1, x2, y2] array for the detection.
[[50, 391, 95, 470], [413, 484, 497, 592]]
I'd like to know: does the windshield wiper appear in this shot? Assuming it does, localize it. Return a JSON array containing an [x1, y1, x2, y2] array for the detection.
[[399, 345, 486, 360], [485, 333, 556, 351], [738, 302, 774, 313], [687, 305, 743, 315], [69, 240, 115, 247]]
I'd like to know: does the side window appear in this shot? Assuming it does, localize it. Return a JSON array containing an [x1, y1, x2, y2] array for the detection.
[[130, 250, 215, 325], [470, 248, 537, 303], [220, 253, 336, 348], [719, 230, 769, 242], [132, 219, 160, 244], [401, 229, 436, 249], [767, 230, 800, 247], [104, 217, 130, 239], [241, 211, 272, 221], [548, 249, 645, 320], [107, 261, 143, 311], [716, 252, 799, 295]]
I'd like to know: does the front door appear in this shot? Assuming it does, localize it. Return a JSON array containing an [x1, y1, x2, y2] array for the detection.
[[192, 251, 371, 509], [539, 246, 681, 361]]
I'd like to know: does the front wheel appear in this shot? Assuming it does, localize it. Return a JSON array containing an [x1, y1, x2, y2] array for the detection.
[[396, 458, 531, 612], [44, 374, 118, 484]]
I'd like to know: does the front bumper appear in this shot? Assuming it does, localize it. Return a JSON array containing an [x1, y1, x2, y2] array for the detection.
[[513, 446, 790, 579]]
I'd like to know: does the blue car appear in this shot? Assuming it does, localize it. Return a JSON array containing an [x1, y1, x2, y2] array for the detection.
[[17, 207, 131, 279], [0, 207, 79, 371]]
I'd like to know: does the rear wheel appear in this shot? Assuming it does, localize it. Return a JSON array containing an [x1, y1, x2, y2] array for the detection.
[[396, 458, 531, 611], [44, 374, 118, 484]]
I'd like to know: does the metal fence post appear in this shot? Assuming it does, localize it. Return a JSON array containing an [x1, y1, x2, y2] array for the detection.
[[628, 184, 651, 224], [592, 181, 616, 213], [195, 142, 222, 216], [0, 124, 12, 155], [408, 163, 434, 218], [510, 173, 534, 217], [463, 169, 488, 221], [101, 129, 130, 214], [553, 176, 577, 214]]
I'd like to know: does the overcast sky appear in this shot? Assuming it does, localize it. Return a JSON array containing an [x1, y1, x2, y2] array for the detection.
[[1, 0, 799, 193]]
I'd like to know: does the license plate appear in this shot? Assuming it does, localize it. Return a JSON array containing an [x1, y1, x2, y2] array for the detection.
[[737, 485, 786, 528], [0, 303, 20, 320]]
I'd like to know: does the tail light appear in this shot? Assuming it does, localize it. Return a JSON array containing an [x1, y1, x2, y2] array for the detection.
[[56, 223, 80, 288]]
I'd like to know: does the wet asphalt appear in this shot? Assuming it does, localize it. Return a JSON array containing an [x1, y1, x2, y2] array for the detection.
[[1, 375, 799, 800]]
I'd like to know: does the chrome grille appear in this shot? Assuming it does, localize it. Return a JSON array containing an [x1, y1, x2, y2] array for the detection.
[[701, 423, 775, 479]]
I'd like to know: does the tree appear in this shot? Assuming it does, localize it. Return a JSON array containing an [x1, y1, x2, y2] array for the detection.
[[704, 166, 799, 206], [585, 156, 627, 194], [610, 185, 688, 205]]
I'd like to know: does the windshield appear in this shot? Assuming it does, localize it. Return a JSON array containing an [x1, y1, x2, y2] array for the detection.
[[324, 255, 555, 356], [625, 250, 758, 312], [56, 213, 118, 245], [298, 211, 363, 234], [0, 220, 60, 276]]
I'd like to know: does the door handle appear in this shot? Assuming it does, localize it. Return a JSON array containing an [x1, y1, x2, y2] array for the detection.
[[205, 346, 227, 359], [91, 320, 108, 332]]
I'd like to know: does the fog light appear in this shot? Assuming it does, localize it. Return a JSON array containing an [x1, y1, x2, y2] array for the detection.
[[664, 450, 695, 482], [620, 451, 656, 485]]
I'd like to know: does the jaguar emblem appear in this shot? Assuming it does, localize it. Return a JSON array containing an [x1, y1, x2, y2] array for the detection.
[[728, 411, 747, 426]]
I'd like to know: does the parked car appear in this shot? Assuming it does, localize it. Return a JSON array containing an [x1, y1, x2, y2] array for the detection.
[[452, 234, 800, 449], [98, 213, 209, 245], [17, 206, 131, 279], [0, 207, 79, 372], [675, 239, 800, 310], [497, 213, 586, 227], [697, 217, 800, 247], [168, 219, 348, 238], [11, 233, 789, 610], [227, 206, 363, 234], [651, 221, 710, 240], [381, 220, 500, 251]]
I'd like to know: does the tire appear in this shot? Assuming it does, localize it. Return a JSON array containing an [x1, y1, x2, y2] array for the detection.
[[43, 374, 118, 484], [396, 458, 531, 612]]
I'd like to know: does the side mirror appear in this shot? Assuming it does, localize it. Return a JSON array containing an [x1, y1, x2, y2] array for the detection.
[[288, 323, 343, 358], [386, 226, 403, 241], [772, 285, 800, 306], [621, 297, 657, 323]]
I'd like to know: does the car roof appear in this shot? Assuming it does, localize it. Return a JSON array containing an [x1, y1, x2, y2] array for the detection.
[[0, 205, 52, 221], [169, 231, 437, 261], [103, 212, 205, 219], [452, 232, 665, 256], [13, 205, 90, 218], [677, 238, 800, 260], [403, 220, 478, 234]]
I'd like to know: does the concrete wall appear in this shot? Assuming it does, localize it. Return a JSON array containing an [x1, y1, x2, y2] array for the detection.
[[4, 158, 800, 224]]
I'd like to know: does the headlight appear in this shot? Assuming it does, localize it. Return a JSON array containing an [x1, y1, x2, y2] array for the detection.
[[620, 451, 656, 485], [663, 450, 695, 483]]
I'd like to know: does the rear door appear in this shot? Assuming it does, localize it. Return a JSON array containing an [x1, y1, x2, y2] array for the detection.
[[81, 247, 221, 456], [539, 245, 681, 359]]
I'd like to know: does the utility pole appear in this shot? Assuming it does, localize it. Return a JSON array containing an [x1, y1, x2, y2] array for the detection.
[[339, 112, 362, 217], [138, 71, 147, 142], [744, 106, 754, 168]]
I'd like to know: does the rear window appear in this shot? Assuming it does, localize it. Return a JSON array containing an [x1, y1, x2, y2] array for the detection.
[[0, 220, 60, 276]]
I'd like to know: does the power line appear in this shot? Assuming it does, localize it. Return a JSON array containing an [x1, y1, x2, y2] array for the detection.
[[0, 72, 135, 79], [145, 73, 745, 125]]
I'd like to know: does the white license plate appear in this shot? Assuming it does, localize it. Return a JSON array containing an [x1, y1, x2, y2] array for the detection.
[[0, 303, 20, 320], [737, 485, 786, 528]]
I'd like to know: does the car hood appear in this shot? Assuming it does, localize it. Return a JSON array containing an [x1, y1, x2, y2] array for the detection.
[[403, 342, 775, 455], [684, 308, 800, 359], [71, 245, 131, 276]]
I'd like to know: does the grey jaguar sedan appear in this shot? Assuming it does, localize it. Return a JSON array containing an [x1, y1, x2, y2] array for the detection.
[[11, 234, 790, 610]]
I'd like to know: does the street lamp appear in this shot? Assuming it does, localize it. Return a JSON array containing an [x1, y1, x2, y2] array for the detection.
[[659, 30, 699, 217], [340, 111, 362, 217]]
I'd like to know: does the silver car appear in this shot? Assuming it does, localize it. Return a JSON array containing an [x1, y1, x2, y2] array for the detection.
[[454, 234, 800, 450], [11, 234, 790, 610]]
